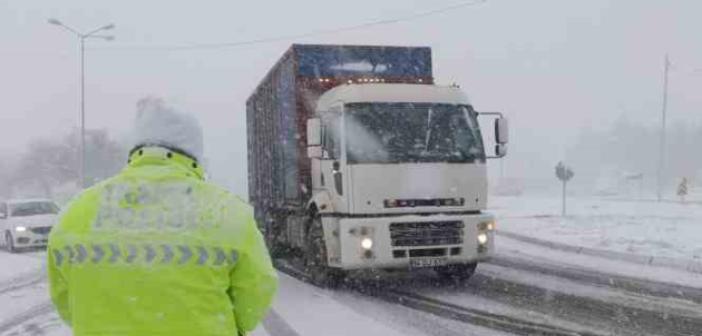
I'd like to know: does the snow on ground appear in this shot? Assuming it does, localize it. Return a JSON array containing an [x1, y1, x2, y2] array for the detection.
[[490, 195, 702, 261], [260, 272, 509, 336], [478, 262, 702, 317], [330, 286, 514, 336], [0, 251, 499, 336], [265, 272, 415, 336], [496, 236, 702, 289], [419, 283, 593, 334], [0, 251, 44, 283]]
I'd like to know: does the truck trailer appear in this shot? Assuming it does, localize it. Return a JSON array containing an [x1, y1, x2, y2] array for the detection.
[[246, 44, 508, 286]]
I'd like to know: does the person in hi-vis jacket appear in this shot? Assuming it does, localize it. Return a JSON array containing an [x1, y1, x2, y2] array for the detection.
[[48, 97, 278, 336]]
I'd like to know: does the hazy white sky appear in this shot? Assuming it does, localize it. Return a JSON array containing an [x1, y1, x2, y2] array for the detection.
[[1, 0, 700, 195]]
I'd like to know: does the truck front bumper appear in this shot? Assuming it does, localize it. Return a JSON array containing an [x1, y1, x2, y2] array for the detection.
[[322, 213, 495, 270]]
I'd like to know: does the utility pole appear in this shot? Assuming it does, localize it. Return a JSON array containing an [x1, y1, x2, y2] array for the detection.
[[656, 54, 670, 202], [49, 19, 115, 188], [80, 37, 86, 189]]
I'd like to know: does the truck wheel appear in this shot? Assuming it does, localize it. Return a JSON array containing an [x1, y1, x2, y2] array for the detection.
[[434, 262, 477, 281], [5, 232, 17, 254], [304, 216, 346, 288]]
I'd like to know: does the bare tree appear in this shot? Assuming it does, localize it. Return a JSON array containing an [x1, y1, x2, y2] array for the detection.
[[10, 129, 125, 198]]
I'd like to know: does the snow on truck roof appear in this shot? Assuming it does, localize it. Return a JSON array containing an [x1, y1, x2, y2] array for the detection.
[[316, 83, 471, 112]]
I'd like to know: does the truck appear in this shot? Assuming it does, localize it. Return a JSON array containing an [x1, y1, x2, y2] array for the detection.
[[247, 44, 508, 286]]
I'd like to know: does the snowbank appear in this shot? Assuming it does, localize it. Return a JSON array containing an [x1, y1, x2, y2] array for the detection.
[[490, 195, 702, 263]]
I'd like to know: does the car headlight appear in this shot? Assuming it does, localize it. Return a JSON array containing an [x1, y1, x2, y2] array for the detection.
[[477, 233, 488, 245], [361, 237, 373, 250], [15, 226, 27, 232]]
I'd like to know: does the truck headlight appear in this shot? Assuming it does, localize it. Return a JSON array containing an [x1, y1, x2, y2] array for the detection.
[[15, 226, 27, 232], [477, 233, 488, 245], [361, 237, 373, 250]]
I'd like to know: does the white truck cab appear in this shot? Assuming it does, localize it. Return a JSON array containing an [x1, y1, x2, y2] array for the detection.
[[305, 83, 507, 273]]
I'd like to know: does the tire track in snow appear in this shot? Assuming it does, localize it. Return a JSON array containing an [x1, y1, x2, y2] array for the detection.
[[0, 301, 54, 335], [274, 260, 604, 336], [489, 254, 702, 304], [0, 272, 46, 295]]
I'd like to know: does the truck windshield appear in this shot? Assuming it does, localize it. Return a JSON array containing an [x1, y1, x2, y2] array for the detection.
[[345, 103, 485, 164]]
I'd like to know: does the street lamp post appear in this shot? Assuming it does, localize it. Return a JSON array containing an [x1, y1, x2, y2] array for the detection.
[[48, 19, 115, 188], [656, 54, 670, 202]]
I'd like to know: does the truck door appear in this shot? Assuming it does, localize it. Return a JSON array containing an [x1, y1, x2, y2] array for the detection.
[[321, 106, 347, 211]]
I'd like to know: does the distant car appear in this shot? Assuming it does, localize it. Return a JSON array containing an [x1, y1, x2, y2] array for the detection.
[[0, 199, 60, 253]]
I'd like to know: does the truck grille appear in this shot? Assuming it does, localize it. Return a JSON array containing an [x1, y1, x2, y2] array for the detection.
[[389, 221, 464, 247], [384, 198, 465, 208], [29, 226, 52, 235]]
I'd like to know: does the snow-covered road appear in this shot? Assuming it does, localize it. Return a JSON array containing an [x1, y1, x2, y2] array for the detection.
[[0, 251, 504, 336], [2, 193, 702, 336], [1, 247, 701, 336]]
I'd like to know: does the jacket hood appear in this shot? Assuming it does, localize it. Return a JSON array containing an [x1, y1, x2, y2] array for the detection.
[[127, 146, 206, 180]]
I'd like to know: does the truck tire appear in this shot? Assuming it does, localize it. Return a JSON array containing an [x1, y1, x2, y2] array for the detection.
[[5, 231, 17, 254], [434, 262, 477, 281], [304, 216, 346, 288]]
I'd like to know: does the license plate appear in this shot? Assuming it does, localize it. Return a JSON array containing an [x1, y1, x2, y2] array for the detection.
[[409, 257, 449, 268]]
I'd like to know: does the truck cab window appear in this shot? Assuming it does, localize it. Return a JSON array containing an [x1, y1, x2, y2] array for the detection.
[[323, 116, 341, 159]]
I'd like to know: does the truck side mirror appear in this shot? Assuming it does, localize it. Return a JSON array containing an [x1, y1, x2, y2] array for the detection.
[[332, 161, 343, 195], [495, 117, 509, 145], [307, 118, 322, 159], [478, 111, 508, 159], [495, 144, 507, 157]]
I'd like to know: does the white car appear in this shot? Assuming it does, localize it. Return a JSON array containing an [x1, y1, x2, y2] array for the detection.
[[0, 199, 60, 253]]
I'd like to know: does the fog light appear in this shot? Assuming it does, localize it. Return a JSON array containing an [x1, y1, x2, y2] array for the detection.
[[477, 233, 488, 245], [361, 237, 373, 250], [15, 226, 26, 232]]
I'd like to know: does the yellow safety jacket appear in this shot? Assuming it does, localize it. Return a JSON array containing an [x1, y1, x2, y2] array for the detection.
[[48, 146, 278, 336]]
